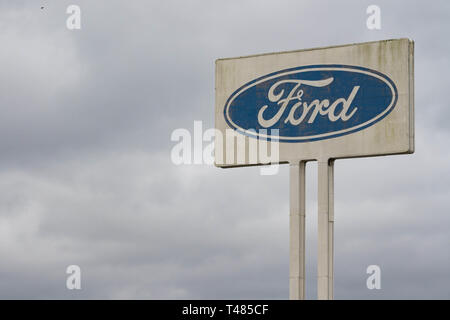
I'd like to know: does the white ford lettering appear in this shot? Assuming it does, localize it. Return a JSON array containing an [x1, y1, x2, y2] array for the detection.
[[257, 78, 359, 127]]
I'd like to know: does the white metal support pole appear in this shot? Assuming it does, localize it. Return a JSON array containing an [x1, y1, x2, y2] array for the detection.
[[289, 161, 306, 300], [317, 159, 334, 300]]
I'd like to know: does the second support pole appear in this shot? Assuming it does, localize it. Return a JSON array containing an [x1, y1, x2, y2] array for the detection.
[[317, 159, 334, 300]]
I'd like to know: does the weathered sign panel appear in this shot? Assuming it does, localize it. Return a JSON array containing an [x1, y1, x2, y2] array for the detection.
[[215, 39, 414, 166]]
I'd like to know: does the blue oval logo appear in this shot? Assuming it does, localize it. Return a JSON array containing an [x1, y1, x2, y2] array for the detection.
[[224, 64, 398, 142]]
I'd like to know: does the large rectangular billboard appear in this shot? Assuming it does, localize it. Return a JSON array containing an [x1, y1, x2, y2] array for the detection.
[[215, 38, 414, 167]]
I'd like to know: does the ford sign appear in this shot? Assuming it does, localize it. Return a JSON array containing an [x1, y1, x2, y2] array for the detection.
[[224, 65, 398, 142], [215, 39, 414, 166]]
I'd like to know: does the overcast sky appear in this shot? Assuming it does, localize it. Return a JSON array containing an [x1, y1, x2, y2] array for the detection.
[[0, 0, 449, 299]]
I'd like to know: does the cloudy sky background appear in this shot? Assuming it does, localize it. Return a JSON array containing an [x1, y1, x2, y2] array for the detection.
[[0, 0, 449, 299]]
